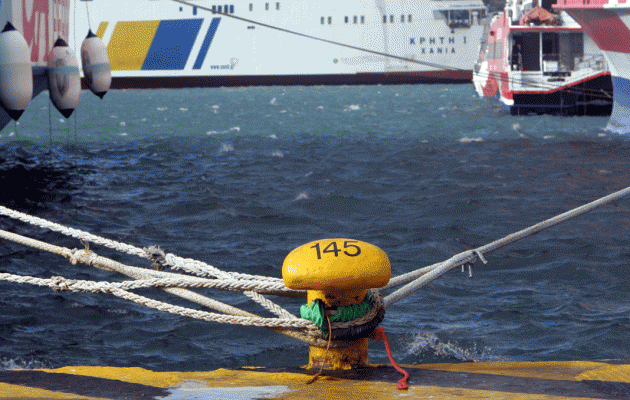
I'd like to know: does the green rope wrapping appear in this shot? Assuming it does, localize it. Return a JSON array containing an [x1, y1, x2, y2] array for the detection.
[[300, 293, 374, 331]]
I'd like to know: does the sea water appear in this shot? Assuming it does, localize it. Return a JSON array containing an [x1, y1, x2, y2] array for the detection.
[[0, 84, 628, 372]]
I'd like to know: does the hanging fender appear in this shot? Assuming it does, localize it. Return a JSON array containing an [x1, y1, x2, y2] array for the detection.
[[47, 38, 81, 118], [81, 30, 111, 99], [0, 22, 33, 120]]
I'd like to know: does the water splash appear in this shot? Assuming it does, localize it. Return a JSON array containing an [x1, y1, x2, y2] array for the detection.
[[0, 357, 49, 370], [219, 143, 234, 153], [407, 333, 501, 363], [294, 192, 309, 201]]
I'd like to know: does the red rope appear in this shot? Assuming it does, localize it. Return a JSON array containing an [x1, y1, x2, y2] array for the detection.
[[369, 327, 409, 390], [306, 313, 332, 385]]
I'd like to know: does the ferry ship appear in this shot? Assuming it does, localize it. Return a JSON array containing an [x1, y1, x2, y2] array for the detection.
[[68, 0, 487, 88], [472, 0, 612, 115], [555, 0, 630, 132], [0, 0, 489, 129]]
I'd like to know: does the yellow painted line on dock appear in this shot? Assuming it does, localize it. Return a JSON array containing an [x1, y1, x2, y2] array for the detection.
[[416, 360, 629, 382], [0, 361, 628, 399], [0, 381, 109, 400]]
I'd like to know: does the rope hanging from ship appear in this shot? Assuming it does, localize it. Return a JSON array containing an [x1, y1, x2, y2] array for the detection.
[[170, 0, 613, 102], [2, 184, 630, 347]]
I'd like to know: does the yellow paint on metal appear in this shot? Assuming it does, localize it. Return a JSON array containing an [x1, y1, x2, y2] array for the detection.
[[283, 239, 390, 370], [95, 22, 108, 39], [1, 362, 627, 400], [416, 361, 608, 381], [107, 21, 159, 71], [0, 381, 108, 399], [307, 287, 369, 307], [44, 366, 180, 387], [577, 364, 630, 383], [181, 368, 576, 400], [307, 338, 369, 370], [282, 239, 391, 291]]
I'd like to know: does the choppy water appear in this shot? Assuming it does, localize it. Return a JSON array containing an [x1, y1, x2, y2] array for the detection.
[[0, 84, 629, 372]]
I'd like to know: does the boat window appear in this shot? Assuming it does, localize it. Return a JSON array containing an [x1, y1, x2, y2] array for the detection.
[[390, 15, 394, 23], [345, 16, 349, 23], [519, 32, 541, 71], [435, 9, 474, 28], [449, 10, 470, 28], [321, 16, 325, 25], [328, 16, 332, 24], [217, 5, 222, 13], [276, 2, 280, 10], [212, 5, 217, 13], [361, 15, 365, 24], [383, 15, 387, 23], [193, 6, 197, 15], [230, 5, 235, 13], [354, 15, 358, 24], [249, 3, 253, 11], [408, 14, 412, 23], [265, 2, 269, 10], [401, 14, 405, 22]]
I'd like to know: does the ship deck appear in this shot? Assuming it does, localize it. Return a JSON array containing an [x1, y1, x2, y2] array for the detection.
[[1, 360, 629, 399]]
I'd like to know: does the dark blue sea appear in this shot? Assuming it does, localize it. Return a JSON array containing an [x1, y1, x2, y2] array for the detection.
[[0, 84, 629, 372]]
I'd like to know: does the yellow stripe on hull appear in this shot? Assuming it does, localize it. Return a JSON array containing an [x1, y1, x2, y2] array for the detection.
[[1, 361, 628, 399], [107, 21, 160, 71], [95, 22, 108, 39]]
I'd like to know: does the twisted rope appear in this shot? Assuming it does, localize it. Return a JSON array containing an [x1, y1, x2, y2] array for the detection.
[[0, 206, 282, 283], [2, 183, 628, 346], [383, 184, 630, 306]]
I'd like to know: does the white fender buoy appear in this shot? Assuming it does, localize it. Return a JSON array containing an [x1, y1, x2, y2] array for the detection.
[[81, 30, 111, 99], [47, 38, 81, 118], [0, 22, 33, 120]]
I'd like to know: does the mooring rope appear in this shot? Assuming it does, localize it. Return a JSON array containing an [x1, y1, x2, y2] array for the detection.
[[382, 184, 630, 306], [0, 205, 283, 283], [1, 184, 629, 344]]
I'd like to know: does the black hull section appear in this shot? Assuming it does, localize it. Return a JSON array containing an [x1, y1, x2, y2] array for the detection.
[[510, 74, 613, 116], [102, 70, 473, 90]]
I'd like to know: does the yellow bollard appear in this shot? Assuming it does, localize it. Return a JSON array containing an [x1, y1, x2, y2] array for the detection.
[[282, 238, 391, 370]]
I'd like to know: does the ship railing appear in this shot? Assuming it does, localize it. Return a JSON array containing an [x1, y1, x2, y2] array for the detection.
[[574, 54, 607, 72], [510, 53, 608, 90], [540, 53, 607, 75]]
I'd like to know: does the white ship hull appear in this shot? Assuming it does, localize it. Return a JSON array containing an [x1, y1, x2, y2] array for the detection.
[[67, 0, 487, 87]]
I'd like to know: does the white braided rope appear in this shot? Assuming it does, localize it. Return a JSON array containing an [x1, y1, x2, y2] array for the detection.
[[5, 184, 627, 345], [0, 209, 378, 347], [0, 229, 301, 297], [0, 206, 283, 283], [244, 291, 297, 320], [161, 253, 284, 283], [0, 272, 315, 329], [383, 184, 630, 306]]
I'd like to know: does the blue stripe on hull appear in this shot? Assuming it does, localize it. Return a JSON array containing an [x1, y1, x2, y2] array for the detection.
[[142, 19, 203, 71], [607, 76, 630, 133], [193, 18, 221, 70]]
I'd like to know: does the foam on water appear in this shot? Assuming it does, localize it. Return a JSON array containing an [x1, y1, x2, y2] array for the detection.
[[407, 333, 502, 363], [0, 357, 49, 370]]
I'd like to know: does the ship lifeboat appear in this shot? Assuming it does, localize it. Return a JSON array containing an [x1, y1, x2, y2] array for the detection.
[[47, 38, 81, 118], [0, 22, 33, 120], [81, 30, 111, 98]]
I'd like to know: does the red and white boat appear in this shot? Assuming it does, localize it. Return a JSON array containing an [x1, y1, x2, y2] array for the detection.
[[473, 0, 612, 115], [555, 0, 630, 131]]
